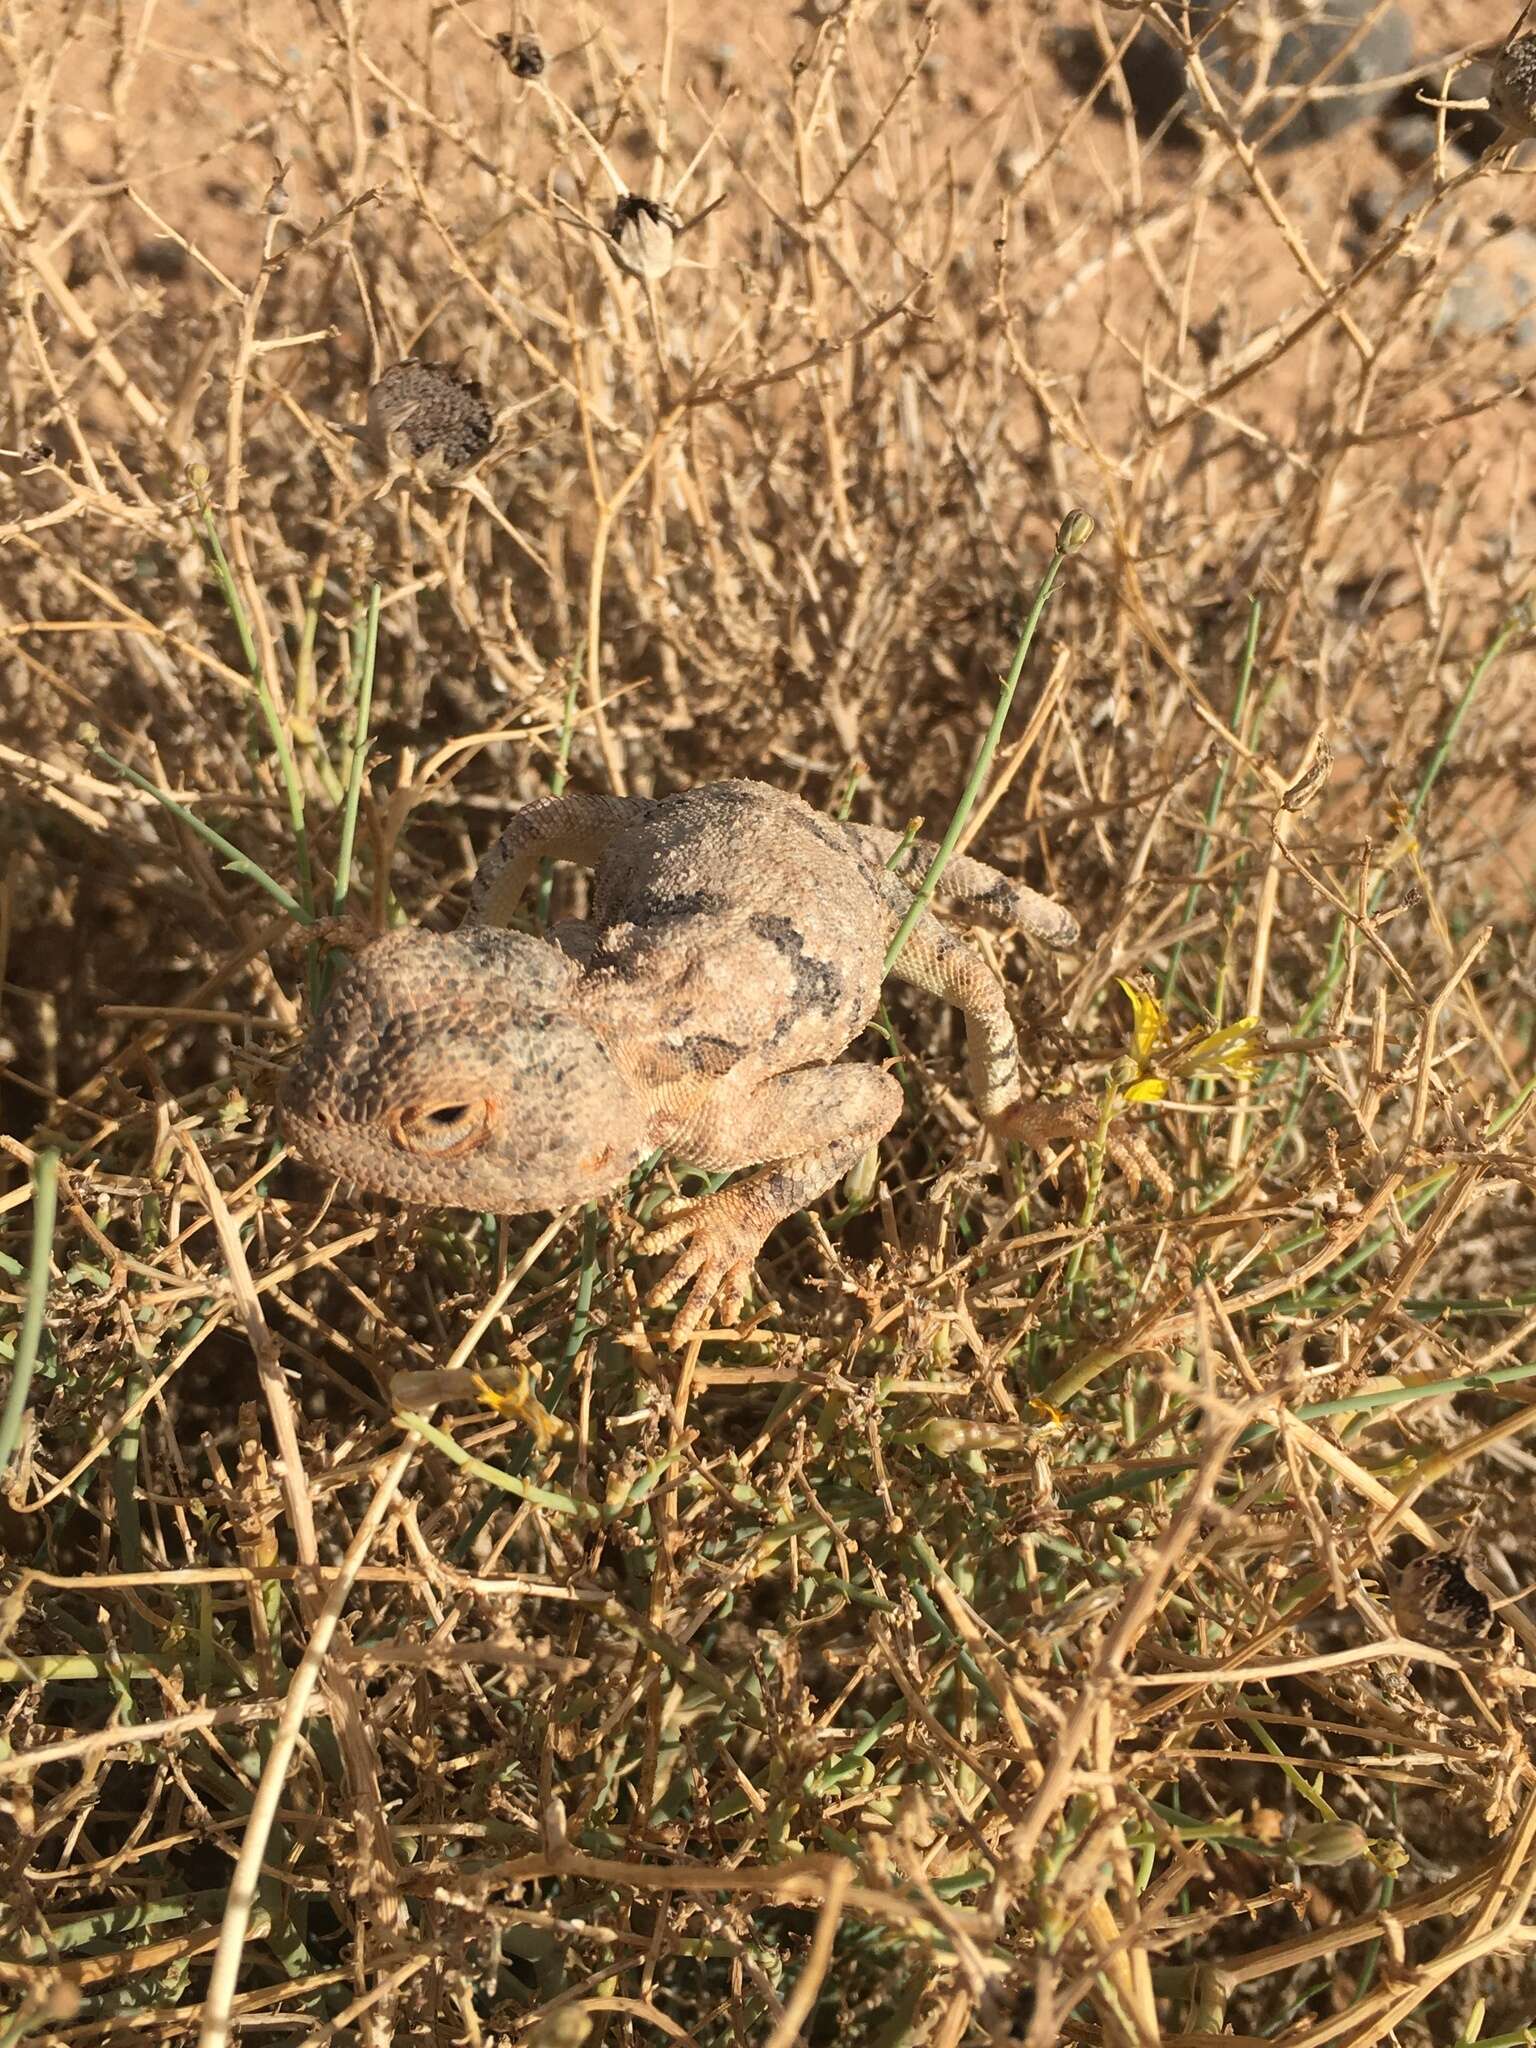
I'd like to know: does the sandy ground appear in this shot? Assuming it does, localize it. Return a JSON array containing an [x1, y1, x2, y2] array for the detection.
[[36, 0, 1531, 565], [13, 0, 1536, 910]]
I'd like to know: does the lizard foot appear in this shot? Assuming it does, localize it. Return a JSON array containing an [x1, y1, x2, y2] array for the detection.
[[636, 1189, 770, 1346], [992, 1098, 1175, 1202]]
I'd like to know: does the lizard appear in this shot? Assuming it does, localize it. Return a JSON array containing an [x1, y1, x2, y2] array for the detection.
[[280, 778, 1166, 1343]]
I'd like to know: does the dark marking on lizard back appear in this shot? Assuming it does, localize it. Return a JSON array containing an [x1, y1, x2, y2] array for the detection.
[[630, 885, 729, 922], [749, 913, 843, 1022], [803, 808, 860, 858], [678, 1033, 748, 1076]]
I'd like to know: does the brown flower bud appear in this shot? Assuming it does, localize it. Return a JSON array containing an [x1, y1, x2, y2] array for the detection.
[[496, 32, 545, 77], [1056, 509, 1095, 554], [1285, 1821, 1372, 1867]]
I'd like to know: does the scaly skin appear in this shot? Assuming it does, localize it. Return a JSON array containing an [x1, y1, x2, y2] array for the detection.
[[281, 779, 1166, 1342]]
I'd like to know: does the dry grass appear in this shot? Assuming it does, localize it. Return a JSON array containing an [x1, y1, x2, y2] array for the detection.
[[4, 0, 1536, 2041]]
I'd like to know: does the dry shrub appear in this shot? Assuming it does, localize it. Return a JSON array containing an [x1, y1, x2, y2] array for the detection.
[[3, 1, 1536, 2042]]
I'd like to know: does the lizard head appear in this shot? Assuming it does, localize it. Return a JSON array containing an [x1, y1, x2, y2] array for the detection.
[[280, 926, 649, 1214]]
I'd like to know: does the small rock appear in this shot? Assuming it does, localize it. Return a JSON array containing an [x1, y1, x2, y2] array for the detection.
[[1047, 22, 1188, 135], [1237, 0, 1414, 149], [365, 361, 498, 486], [132, 237, 188, 280], [1378, 112, 1449, 168], [1403, 60, 1507, 159], [1380, 90, 1536, 175], [1357, 133, 1536, 349], [1433, 226, 1536, 347]]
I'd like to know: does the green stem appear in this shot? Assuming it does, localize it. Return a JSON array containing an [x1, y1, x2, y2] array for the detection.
[[1, 1151, 59, 1477], [94, 745, 309, 923], [396, 1411, 600, 1520], [1287, 603, 1525, 1053], [884, 517, 1086, 974], [1407, 609, 1527, 831], [1163, 597, 1260, 1005], [332, 583, 382, 916], [201, 509, 314, 920], [1062, 1079, 1118, 1299], [536, 661, 587, 928], [1059, 1352, 1536, 1510]]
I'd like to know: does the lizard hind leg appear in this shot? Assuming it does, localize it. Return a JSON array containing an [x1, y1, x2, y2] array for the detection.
[[840, 818, 1079, 949], [883, 902, 1173, 1198]]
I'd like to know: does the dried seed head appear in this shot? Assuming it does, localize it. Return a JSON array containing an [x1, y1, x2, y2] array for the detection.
[[608, 193, 681, 281], [1281, 736, 1332, 812], [1491, 33, 1536, 140], [364, 359, 498, 486], [840, 1140, 880, 1207], [1249, 1806, 1286, 1847], [541, 1794, 568, 1853], [496, 31, 545, 78], [1391, 1551, 1502, 1650]]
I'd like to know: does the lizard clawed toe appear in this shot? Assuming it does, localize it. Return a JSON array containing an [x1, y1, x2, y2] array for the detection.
[[1104, 1123, 1174, 1202], [991, 1098, 1175, 1202], [637, 1194, 766, 1344]]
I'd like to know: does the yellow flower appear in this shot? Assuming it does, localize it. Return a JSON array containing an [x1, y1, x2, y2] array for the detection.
[[1114, 979, 1263, 1106], [473, 1364, 569, 1450], [1122, 1073, 1169, 1103], [1118, 979, 1168, 1065], [1172, 1017, 1264, 1083], [1116, 979, 1171, 1101]]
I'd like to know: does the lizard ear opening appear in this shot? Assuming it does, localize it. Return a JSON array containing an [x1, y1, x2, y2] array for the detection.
[[393, 1098, 496, 1157]]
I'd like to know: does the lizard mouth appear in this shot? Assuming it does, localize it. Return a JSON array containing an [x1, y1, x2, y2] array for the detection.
[[277, 1098, 361, 1182], [278, 1091, 630, 1215], [279, 1101, 480, 1205]]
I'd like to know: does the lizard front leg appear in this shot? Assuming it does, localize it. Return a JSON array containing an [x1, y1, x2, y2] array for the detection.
[[637, 1065, 903, 1344]]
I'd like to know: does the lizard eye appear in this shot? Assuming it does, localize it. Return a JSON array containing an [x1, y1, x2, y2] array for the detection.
[[394, 1099, 494, 1156]]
